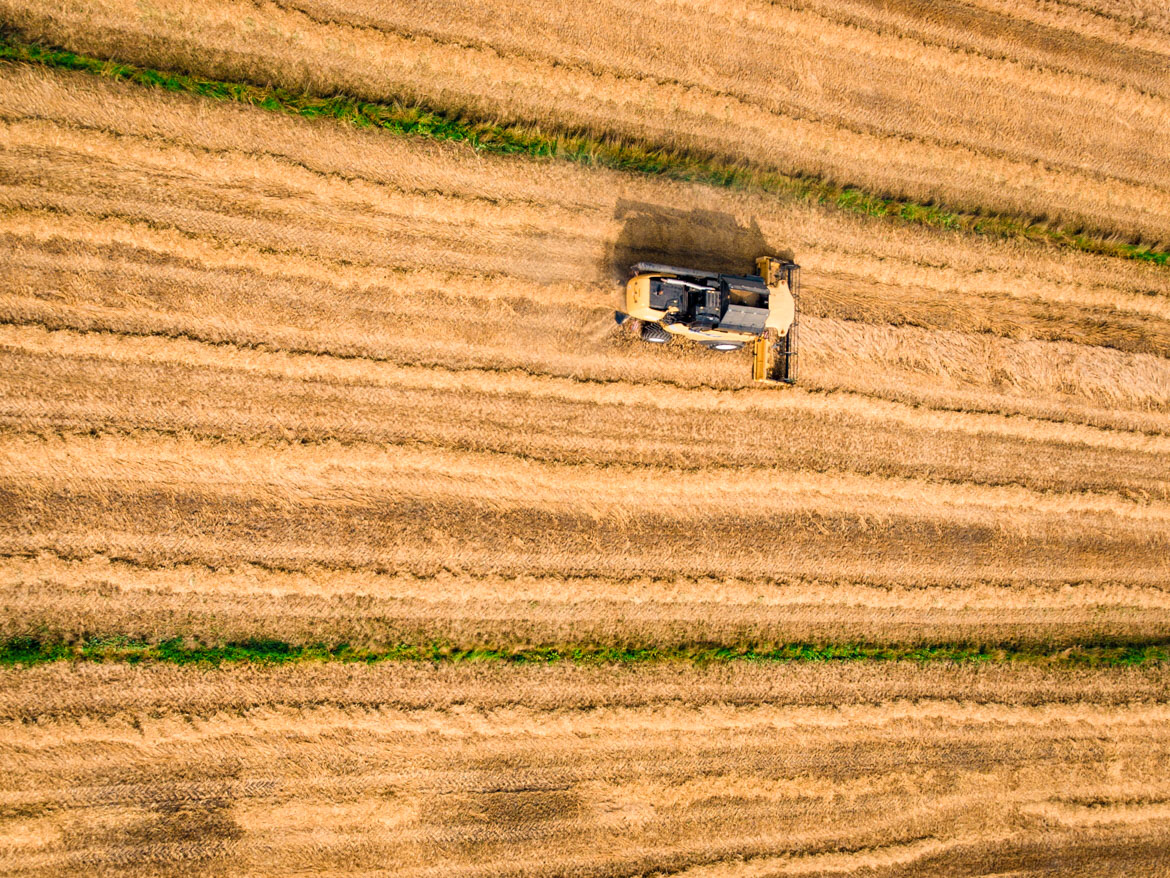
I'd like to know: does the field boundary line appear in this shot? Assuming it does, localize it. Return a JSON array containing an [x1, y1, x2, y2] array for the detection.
[[0, 35, 1166, 268]]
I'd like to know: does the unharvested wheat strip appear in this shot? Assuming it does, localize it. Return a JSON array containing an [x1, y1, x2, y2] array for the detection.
[[8, 0, 1169, 242], [803, 318, 1170, 416], [7, 555, 1168, 611], [4, 324, 1168, 455], [3, 432, 1166, 523], [804, 245, 1170, 322]]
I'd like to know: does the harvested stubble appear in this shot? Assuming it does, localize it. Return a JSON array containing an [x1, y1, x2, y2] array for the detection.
[[4, 0, 1170, 248], [1, 62, 1169, 655], [2, 662, 1170, 876]]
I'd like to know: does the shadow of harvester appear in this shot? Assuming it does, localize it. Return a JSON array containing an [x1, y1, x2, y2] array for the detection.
[[605, 200, 792, 285]]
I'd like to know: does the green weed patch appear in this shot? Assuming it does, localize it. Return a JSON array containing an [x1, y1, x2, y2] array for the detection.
[[1, 35, 1166, 268], [2, 636, 1167, 668]]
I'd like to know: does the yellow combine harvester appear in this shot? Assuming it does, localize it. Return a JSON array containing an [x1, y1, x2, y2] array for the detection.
[[617, 256, 799, 383]]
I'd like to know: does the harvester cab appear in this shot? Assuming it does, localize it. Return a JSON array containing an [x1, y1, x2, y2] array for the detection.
[[617, 256, 799, 383]]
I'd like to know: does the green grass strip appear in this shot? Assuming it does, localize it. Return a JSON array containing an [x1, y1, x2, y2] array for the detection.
[[2, 636, 1168, 668], [1, 35, 1167, 268]]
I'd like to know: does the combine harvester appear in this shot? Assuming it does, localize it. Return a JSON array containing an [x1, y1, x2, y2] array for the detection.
[[617, 256, 799, 383]]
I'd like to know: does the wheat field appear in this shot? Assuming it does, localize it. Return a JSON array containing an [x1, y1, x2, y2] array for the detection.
[[4, 663, 1170, 876], [2, 0, 1170, 872]]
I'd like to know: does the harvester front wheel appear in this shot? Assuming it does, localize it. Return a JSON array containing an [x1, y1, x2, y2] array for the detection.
[[640, 323, 671, 344]]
